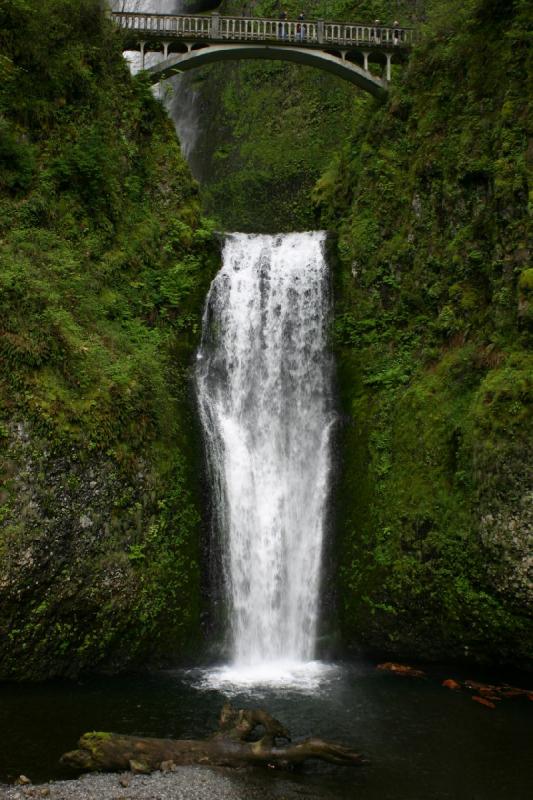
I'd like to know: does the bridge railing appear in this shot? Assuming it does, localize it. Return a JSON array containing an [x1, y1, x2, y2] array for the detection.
[[324, 22, 413, 46], [112, 13, 414, 48], [114, 13, 210, 37], [217, 16, 319, 44]]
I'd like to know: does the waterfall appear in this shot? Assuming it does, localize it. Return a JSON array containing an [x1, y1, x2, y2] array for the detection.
[[166, 74, 201, 176], [118, 0, 185, 72], [196, 233, 335, 672], [117, 0, 202, 172], [112, 1, 184, 13]]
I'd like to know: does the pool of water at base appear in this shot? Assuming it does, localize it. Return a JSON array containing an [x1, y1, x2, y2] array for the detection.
[[0, 660, 531, 799]]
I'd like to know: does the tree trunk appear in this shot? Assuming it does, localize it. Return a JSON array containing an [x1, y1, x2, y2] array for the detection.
[[60, 703, 364, 773]]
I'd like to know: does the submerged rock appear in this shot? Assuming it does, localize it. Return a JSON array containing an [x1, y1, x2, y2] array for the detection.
[[472, 696, 496, 709], [442, 679, 461, 690], [376, 662, 426, 678], [441, 676, 532, 706]]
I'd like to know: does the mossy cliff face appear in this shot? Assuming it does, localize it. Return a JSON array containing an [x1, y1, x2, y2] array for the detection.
[[0, 0, 218, 679], [316, 0, 532, 666], [182, 0, 418, 232]]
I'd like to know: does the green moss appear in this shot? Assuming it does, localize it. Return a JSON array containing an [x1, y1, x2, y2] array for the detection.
[[322, 0, 533, 666], [0, 0, 219, 680], [518, 268, 533, 292], [186, 0, 415, 232]]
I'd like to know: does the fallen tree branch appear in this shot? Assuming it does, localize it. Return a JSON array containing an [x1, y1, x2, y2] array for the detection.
[[60, 702, 364, 773]]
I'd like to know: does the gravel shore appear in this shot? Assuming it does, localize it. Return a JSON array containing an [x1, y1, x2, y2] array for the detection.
[[0, 767, 344, 800]]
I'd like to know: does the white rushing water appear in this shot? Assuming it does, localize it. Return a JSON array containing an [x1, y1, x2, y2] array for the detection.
[[196, 233, 335, 684], [118, 0, 202, 171], [119, 0, 184, 74]]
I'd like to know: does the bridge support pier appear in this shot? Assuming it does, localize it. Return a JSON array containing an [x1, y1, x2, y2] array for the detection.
[[139, 40, 146, 71], [362, 51, 370, 72], [162, 41, 170, 59], [385, 52, 392, 81]]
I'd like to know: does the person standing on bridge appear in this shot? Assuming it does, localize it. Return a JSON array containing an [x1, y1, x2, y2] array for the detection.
[[296, 12, 305, 41], [279, 9, 288, 39], [393, 21, 400, 45]]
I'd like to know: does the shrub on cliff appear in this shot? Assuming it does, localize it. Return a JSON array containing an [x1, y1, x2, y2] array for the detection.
[[0, 0, 217, 679], [316, 0, 532, 666]]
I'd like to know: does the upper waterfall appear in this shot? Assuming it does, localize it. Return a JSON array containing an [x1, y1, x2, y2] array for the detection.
[[196, 232, 335, 672]]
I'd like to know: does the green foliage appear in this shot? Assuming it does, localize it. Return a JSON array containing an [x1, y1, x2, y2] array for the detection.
[[0, 0, 218, 680], [0, 118, 36, 193], [519, 268, 533, 292], [320, 0, 533, 665], [188, 0, 418, 231]]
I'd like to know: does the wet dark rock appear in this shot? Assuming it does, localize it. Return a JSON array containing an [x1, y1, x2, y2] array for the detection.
[[442, 679, 461, 690], [376, 662, 426, 678], [0, 421, 203, 681], [472, 696, 496, 709], [128, 761, 151, 775], [441, 676, 532, 706]]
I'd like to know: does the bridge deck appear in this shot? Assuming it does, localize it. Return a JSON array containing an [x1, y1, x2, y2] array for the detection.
[[112, 12, 415, 51]]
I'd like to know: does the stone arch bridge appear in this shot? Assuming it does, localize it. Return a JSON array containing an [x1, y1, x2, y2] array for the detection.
[[112, 12, 415, 99]]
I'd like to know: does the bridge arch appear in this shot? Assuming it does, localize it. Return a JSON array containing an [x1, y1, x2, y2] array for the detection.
[[114, 11, 415, 98], [144, 44, 388, 99]]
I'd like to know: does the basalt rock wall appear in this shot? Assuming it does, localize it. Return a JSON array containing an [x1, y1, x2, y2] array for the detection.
[[0, 0, 218, 680], [315, 0, 532, 668]]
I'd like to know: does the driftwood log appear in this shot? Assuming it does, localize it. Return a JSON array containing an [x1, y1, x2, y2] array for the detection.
[[60, 703, 364, 773]]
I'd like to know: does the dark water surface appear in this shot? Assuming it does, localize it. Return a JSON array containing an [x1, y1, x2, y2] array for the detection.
[[0, 661, 531, 799]]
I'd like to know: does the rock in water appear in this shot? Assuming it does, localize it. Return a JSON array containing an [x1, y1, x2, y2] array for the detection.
[[377, 662, 426, 678], [442, 679, 461, 690]]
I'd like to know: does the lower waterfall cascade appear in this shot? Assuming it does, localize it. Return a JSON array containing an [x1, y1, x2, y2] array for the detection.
[[196, 232, 335, 680]]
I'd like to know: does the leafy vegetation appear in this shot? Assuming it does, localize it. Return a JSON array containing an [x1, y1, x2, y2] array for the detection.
[[0, 0, 218, 679], [185, 0, 419, 231], [317, 0, 532, 665], [0, 0, 530, 676]]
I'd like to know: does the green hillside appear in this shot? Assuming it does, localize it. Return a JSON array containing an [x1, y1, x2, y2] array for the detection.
[[0, 0, 217, 679]]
